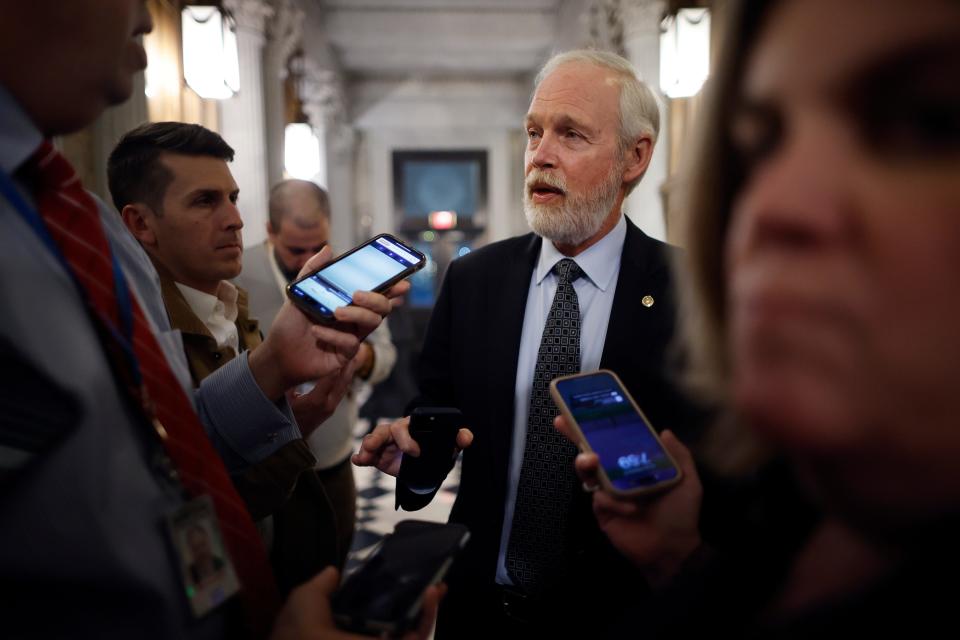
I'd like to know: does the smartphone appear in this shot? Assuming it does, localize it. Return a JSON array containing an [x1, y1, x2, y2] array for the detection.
[[398, 407, 463, 494], [332, 520, 470, 636], [549, 369, 683, 496], [286, 233, 426, 324]]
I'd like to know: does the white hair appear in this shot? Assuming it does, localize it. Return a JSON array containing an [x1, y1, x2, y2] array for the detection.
[[534, 49, 661, 195]]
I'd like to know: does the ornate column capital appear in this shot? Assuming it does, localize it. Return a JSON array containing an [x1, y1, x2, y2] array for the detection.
[[223, 0, 275, 37], [301, 65, 345, 129], [268, 0, 304, 64]]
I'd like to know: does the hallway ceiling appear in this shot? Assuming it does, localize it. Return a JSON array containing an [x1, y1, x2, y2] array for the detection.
[[316, 0, 564, 79]]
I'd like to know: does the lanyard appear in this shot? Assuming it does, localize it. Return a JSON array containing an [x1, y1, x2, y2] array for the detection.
[[0, 164, 141, 388]]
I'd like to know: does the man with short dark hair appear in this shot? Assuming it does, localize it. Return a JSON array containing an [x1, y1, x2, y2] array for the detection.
[[109, 122, 349, 591], [108, 122, 253, 385]]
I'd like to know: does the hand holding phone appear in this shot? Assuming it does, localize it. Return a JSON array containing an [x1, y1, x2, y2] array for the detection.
[[398, 407, 464, 494], [331, 521, 469, 636], [250, 246, 397, 400], [551, 371, 702, 580], [287, 234, 425, 324], [274, 564, 444, 640], [550, 370, 682, 496]]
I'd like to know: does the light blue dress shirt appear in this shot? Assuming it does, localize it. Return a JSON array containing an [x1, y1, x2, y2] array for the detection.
[[0, 83, 299, 637], [495, 214, 627, 585]]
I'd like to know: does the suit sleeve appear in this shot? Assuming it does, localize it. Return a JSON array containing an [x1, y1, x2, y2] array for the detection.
[[395, 259, 460, 511], [408, 258, 458, 412]]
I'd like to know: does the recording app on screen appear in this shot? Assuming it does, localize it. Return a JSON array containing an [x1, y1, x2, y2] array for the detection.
[[555, 372, 678, 491], [294, 237, 416, 314]]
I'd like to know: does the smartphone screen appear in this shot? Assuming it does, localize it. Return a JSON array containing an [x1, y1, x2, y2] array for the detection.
[[332, 521, 470, 634], [552, 371, 679, 492], [288, 235, 424, 319]]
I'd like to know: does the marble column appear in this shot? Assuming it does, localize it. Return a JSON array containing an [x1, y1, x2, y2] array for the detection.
[[220, 0, 274, 247], [622, 0, 668, 242], [302, 67, 356, 252], [264, 0, 304, 192]]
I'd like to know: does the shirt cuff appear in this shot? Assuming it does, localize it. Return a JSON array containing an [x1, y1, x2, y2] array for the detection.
[[195, 352, 301, 472]]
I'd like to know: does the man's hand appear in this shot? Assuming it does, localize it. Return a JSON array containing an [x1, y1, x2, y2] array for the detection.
[[289, 355, 361, 439], [555, 416, 703, 587], [351, 416, 474, 477], [250, 247, 406, 401], [270, 566, 444, 640]]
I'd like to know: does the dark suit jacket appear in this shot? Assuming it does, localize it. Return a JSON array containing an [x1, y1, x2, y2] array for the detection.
[[403, 219, 704, 635]]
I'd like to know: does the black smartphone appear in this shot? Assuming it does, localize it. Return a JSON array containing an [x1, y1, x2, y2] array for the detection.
[[549, 370, 683, 496], [286, 233, 426, 324], [332, 520, 470, 636], [398, 407, 463, 495]]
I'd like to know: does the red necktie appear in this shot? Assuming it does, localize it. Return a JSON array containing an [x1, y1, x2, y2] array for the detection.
[[24, 141, 280, 635]]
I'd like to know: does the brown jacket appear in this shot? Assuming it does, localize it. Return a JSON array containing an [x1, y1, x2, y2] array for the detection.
[[159, 272, 261, 385], [153, 259, 338, 594]]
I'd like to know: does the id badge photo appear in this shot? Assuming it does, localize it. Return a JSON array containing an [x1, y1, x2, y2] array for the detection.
[[166, 495, 241, 618]]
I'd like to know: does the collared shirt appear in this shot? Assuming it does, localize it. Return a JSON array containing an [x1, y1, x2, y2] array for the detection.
[[175, 280, 240, 354], [0, 81, 299, 638], [495, 214, 627, 585]]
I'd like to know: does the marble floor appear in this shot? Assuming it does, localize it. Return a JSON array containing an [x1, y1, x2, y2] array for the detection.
[[345, 419, 462, 572]]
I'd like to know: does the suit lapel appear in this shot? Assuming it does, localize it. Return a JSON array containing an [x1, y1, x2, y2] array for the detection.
[[600, 218, 659, 367], [489, 234, 542, 480]]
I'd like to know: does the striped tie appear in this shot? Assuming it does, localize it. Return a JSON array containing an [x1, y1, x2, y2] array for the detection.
[[23, 141, 280, 635]]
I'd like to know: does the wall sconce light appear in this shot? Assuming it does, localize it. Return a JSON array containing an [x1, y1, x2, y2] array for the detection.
[[284, 122, 322, 180], [182, 4, 240, 100], [660, 8, 711, 98]]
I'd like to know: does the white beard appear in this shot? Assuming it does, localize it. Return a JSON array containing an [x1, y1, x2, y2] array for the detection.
[[523, 167, 622, 246]]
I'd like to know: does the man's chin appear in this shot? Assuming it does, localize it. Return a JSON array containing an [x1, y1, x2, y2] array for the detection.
[[105, 77, 135, 108], [525, 208, 592, 246]]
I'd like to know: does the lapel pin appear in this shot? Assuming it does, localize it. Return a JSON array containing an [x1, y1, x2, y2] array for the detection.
[[641, 295, 654, 308]]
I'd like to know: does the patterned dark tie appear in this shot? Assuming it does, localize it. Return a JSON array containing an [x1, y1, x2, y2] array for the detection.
[[506, 257, 583, 594], [23, 141, 280, 635]]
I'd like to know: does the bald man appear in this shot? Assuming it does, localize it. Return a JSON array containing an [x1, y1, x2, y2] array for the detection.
[[236, 180, 396, 567]]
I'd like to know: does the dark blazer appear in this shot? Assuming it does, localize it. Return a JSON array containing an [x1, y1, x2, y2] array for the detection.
[[404, 218, 704, 636]]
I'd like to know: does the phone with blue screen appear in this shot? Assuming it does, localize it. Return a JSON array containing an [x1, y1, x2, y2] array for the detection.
[[550, 370, 683, 496], [286, 233, 425, 324]]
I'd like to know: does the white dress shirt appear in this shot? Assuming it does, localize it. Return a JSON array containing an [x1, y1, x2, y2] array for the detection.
[[495, 214, 627, 585], [175, 280, 240, 354]]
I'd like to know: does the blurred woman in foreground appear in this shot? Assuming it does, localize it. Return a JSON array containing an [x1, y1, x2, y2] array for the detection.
[[565, 0, 960, 634]]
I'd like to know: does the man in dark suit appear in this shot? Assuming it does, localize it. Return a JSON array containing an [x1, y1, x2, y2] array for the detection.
[[354, 49, 702, 637]]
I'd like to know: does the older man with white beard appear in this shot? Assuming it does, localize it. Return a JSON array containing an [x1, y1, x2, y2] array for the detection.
[[353, 49, 703, 638]]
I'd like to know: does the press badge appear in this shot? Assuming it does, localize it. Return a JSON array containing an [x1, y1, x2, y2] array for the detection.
[[166, 495, 241, 618]]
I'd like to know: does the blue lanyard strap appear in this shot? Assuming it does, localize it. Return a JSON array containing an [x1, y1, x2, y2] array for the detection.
[[0, 164, 140, 386]]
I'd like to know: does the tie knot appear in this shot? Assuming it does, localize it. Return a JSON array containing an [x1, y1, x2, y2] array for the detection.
[[553, 258, 582, 284], [21, 140, 77, 194]]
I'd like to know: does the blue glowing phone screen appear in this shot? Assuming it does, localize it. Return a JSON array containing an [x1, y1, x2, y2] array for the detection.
[[554, 372, 678, 491], [290, 237, 421, 316]]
